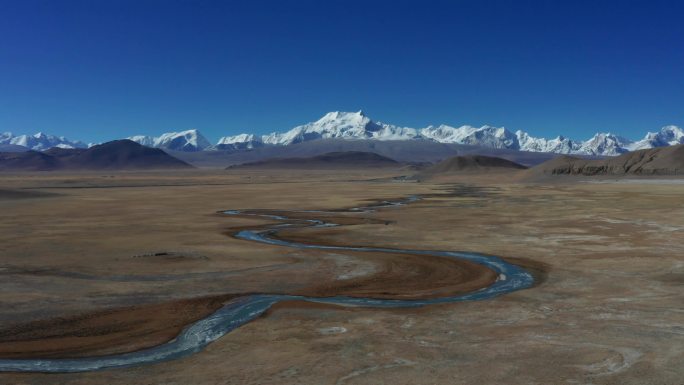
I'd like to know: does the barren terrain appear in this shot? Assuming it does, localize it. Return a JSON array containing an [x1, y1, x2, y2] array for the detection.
[[0, 169, 682, 384]]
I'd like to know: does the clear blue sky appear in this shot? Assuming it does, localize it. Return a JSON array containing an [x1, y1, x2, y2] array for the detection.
[[1, 0, 682, 143]]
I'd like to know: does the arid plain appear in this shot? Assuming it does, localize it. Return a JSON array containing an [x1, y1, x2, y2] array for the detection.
[[0, 169, 683, 384]]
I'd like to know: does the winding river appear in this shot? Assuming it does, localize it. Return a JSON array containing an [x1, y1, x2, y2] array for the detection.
[[0, 196, 534, 373]]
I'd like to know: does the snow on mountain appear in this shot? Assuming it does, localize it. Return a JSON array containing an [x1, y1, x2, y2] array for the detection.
[[517, 131, 638, 156], [4, 113, 683, 157], [373, 123, 421, 141], [517, 130, 549, 152], [128, 135, 155, 147], [259, 111, 419, 145], [0, 132, 87, 151], [630, 125, 684, 150], [541, 136, 581, 154], [226, 112, 523, 151], [219, 112, 684, 156], [420, 125, 519, 149], [128, 129, 211, 152], [578, 133, 633, 156], [154, 129, 211, 151], [216, 134, 264, 150]]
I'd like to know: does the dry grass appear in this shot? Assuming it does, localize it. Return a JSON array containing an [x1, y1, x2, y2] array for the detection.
[[0, 169, 683, 384]]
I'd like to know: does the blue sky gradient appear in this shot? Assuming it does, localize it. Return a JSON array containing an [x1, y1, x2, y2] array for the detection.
[[1, 0, 682, 143]]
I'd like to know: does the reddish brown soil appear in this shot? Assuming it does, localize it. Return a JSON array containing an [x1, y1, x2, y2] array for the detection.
[[0, 294, 238, 359], [0, 199, 502, 360]]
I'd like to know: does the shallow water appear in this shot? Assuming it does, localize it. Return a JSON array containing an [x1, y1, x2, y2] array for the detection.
[[0, 196, 533, 373]]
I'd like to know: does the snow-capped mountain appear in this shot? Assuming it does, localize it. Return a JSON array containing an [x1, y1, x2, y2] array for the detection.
[[217, 111, 585, 154], [219, 111, 683, 157], [222, 112, 533, 151], [516, 131, 581, 154], [155, 130, 211, 151], [0, 132, 87, 151], [420, 125, 518, 149], [4, 112, 684, 157], [578, 133, 633, 156], [128, 129, 211, 152], [216, 134, 264, 150], [630, 125, 684, 150], [127, 135, 155, 147], [261, 111, 420, 145], [215, 111, 421, 149], [515, 131, 634, 156]]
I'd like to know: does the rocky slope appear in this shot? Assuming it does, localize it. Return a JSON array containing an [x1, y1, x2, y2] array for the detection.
[[529, 144, 684, 176]]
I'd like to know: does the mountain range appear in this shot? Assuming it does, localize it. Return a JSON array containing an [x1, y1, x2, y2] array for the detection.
[[528, 144, 684, 177], [0, 140, 192, 171], [3, 111, 684, 157], [0, 132, 88, 151], [211, 111, 684, 156]]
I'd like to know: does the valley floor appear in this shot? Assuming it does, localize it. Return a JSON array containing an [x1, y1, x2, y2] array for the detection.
[[0, 169, 682, 384]]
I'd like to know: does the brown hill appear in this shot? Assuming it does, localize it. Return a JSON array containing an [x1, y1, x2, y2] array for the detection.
[[0, 144, 30, 152], [0, 151, 62, 171], [0, 140, 192, 171], [227, 151, 400, 169], [172, 138, 555, 168], [63, 140, 193, 170], [415, 155, 527, 180], [528, 144, 684, 177], [43, 147, 87, 158]]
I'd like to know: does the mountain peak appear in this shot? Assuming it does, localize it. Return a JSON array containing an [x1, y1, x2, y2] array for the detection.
[[630, 125, 684, 150], [660, 125, 684, 138], [318, 110, 369, 123], [421, 124, 518, 149], [0, 131, 86, 151], [129, 129, 211, 152], [579, 132, 632, 156], [216, 133, 262, 150], [5, 114, 684, 157], [260, 111, 382, 146]]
